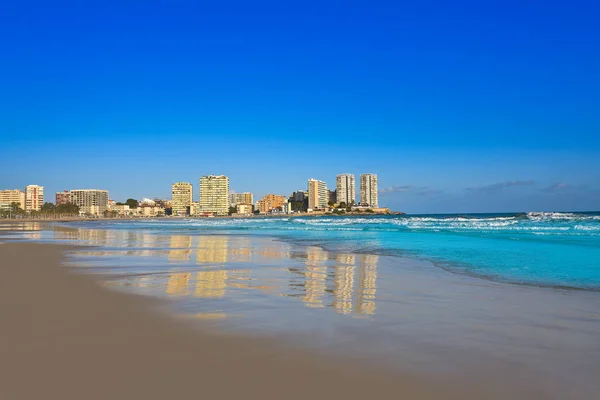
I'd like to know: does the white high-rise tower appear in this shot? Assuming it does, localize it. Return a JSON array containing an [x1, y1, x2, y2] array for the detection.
[[199, 175, 230, 216], [307, 178, 328, 210], [359, 174, 378, 208], [336, 174, 355, 206]]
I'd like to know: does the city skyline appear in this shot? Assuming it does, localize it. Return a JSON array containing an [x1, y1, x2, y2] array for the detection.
[[0, 170, 380, 215], [1, 2, 599, 213]]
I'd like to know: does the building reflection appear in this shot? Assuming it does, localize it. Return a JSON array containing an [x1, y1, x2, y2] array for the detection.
[[168, 235, 193, 262], [165, 272, 191, 296], [197, 236, 228, 264], [228, 237, 252, 262], [0, 222, 42, 231], [195, 270, 227, 298], [52, 224, 110, 246], [333, 254, 356, 315], [58, 226, 380, 319], [227, 269, 252, 289], [257, 245, 290, 260], [302, 246, 328, 308], [193, 268, 251, 298], [356, 254, 378, 315], [289, 249, 379, 316]]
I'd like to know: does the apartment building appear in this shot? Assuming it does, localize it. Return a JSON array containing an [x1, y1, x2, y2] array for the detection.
[[307, 179, 328, 210], [257, 194, 287, 213], [236, 203, 253, 215], [230, 192, 253, 207], [199, 175, 229, 215], [328, 190, 337, 205], [70, 189, 109, 215], [336, 173, 356, 205], [0, 189, 26, 209], [171, 182, 193, 216], [25, 185, 44, 212], [290, 190, 306, 202], [56, 190, 71, 206], [113, 204, 130, 215], [137, 205, 165, 217], [360, 173, 379, 208]]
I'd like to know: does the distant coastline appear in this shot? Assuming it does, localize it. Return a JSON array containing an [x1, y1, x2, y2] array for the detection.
[[0, 211, 405, 224]]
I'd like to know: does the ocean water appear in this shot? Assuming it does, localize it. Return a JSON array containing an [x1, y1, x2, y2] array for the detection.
[[63, 211, 600, 290]]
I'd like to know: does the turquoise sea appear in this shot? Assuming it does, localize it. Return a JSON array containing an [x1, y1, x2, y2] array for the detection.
[[69, 211, 600, 290]]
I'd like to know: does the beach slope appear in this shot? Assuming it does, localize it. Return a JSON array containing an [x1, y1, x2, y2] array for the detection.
[[0, 242, 537, 400]]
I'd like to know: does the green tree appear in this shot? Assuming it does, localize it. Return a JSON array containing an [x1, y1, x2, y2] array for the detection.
[[10, 202, 21, 213], [365, 208, 374, 213], [103, 210, 118, 218], [56, 202, 80, 215], [328, 201, 335, 207], [41, 202, 56, 213], [229, 206, 237, 215], [125, 198, 139, 209], [338, 202, 347, 209], [290, 201, 306, 212]]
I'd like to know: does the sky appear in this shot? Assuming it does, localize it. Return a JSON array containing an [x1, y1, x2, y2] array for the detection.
[[1, 0, 599, 213]]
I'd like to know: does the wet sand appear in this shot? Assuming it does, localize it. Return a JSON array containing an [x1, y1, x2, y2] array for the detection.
[[0, 241, 552, 399]]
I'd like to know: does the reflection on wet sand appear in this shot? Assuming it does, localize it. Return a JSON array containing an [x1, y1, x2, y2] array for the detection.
[[334, 255, 356, 315], [159, 268, 251, 299], [169, 235, 192, 262], [258, 246, 291, 260], [227, 269, 252, 289], [166, 272, 191, 296], [303, 246, 328, 308], [197, 236, 228, 264], [228, 237, 252, 262], [293, 248, 379, 315], [196, 270, 228, 298], [56, 226, 379, 318], [357, 255, 378, 315], [53, 224, 111, 246], [0, 222, 42, 231]]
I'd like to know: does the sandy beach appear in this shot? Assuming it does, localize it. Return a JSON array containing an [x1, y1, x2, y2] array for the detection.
[[0, 240, 541, 400]]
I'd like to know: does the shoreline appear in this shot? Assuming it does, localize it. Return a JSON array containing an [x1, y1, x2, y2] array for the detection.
[[5, 216, 599, 293], [0, 212, 404, 224], [4, 216, 600, 293], [0, 240, 533, 399]]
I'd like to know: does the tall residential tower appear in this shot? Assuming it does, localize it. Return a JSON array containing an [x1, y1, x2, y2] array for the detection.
[[171, 182, 193, 216], [359, 174, 378, 208], [199, 175, 229, 215], [336, 174, 355, 205], [307, 179, 328, 210], [25, 185, 44, 212]]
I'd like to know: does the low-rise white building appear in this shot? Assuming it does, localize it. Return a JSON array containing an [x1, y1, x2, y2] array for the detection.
[[236, 203, 253, 215], [137, 205, 164, 217]]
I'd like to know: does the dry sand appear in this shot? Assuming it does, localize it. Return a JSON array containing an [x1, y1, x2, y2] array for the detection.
[[0, 241, 546, 399]]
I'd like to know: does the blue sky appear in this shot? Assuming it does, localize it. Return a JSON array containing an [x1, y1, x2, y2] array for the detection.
[[1, 0, 599, 213]]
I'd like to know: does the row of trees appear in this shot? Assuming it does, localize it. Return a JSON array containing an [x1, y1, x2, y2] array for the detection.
[[0, 202, 81, 218], [40, 202, 80, 214]]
